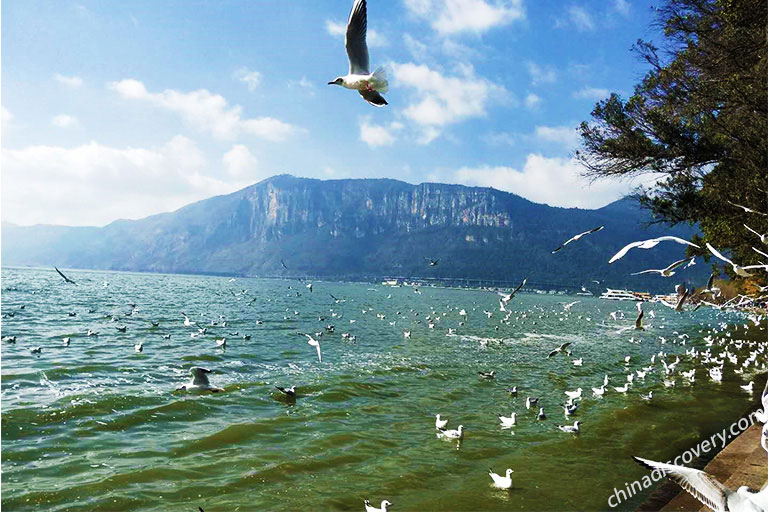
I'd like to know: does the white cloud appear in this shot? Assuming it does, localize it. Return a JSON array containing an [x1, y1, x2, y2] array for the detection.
[[2, 105, 13, 125], [325, 19, 388, 47], [234, 67, 262, 91], [573, 86, 610, 100], [359, 118, 404, 147], [452, 154, 642, 208], [534, 125, 580, 149], [391, 62, 508, 142], [54, 73, 84, 88], [524, 92, 541, 109], [288, 76, 317, 96], [557, 6, 595, 31], [2, 136, 250, 226], [484, 131, 517, 146], [109, 79, 297, 141], [404, 0, 524, 35], [51, 114, 79, 128], [526, 62, 556, 85], [222, 144, 259, 177], [403, 33, 429, 61], [613, 0, 630, 16]]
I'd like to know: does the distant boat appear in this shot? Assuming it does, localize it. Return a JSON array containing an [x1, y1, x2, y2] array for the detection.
[[599, 289, 643, 301]]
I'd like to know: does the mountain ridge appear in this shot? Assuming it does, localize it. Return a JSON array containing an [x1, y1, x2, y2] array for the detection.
[[2, 174, 707, 292]]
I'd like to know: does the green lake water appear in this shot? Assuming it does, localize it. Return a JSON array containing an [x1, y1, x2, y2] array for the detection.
[[1, 267, 764, 511]]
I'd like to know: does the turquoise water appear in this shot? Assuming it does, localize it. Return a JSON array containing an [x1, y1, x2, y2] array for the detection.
[[1, 267, 764, 511]]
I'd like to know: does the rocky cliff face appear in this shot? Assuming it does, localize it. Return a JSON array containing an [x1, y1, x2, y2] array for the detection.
[[2, 175, 707, 292]]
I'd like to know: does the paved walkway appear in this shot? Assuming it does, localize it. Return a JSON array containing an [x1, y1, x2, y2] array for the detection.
[[661, 422, 768, 511]]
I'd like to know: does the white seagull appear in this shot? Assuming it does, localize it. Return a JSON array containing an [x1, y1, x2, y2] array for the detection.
[[558, 420, 581, 433], [552, 226, 604, 253], [634, 456, 767, 512], [303, 333, 323, 362], [609, 236, 700, 264], [328, 0, 388, 107], [437, 425, 464, 439], [706, 243, 766, 277], [744, 224, 768, 244], [498, 413, 516, 428], [488, 468, 514, 489], [364, 499, 393, 512], [435, 414, 448, 429], [630, 257, 694, 277], [176, 367, 223, 392]]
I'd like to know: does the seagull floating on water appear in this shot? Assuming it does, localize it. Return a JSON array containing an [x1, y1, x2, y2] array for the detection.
[[435, 414, 448, 430], [176, 367, 223, 393], [498, 413, 516, 428], [488, 468, 514, 489], [329, 0, 388, 107], [558, 420, 581, 433]]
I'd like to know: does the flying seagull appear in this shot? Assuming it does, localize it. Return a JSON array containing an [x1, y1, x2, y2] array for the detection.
[[609, 236, 700, 264], [176, 367, 223, 392], [634, 302, 644, 330], [280, 259, 288, 270], [499, 278, 527, 303], [425, 258, 439, 266], [328, 0, 388, 107], [727, 200, 768, 217], [547, 342, 572, 359], [302, 333, 322, 362], [55, 267, 76, 284], [706, 243, 765, 278], [744, 224, 768, 244], [633, 456, 767, 512], [551, 226, 604, 253], [630, 257, 694, 277]]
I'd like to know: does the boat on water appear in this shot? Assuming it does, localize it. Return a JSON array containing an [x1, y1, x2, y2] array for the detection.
[[599, 289, 645, 301]]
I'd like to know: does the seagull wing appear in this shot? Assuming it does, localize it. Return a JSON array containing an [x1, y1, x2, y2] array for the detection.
[[280, 259, 288, 270], [753, 246, 768, 259], [314, 343, 322, 362], [55, 266, 76, 284], [705, 272, 715, 291], [635, 308, 644, 329], [358, 89, 387, 107], [633, 457, 729, 512], [345, 0, 370, 75], [631, 269, 660, 276], [706, 243, 734, 266], [609, 240, 644, 264], [547, 348, 559, 359], [512, 278, 527, 295], [653, 236, 700, 248]]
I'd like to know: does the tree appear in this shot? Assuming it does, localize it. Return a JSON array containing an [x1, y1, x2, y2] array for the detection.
[[576, 0, 768, 281]]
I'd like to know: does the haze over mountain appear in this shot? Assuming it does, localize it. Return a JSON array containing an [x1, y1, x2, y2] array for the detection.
[[2, 175, 708, 293]]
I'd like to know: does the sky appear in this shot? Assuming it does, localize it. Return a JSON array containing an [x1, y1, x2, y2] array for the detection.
[[2, 0, 664, 227]]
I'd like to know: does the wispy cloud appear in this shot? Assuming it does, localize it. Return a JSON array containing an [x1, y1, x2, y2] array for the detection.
[[613, 0, 630, 17], [222, 144, 259, 177], [452, 154, 639, 208], [51, 114, 79, 128], [391, 62, 510, 143], [524, 92, 541, 109], [573, 86, 610, 100], [404, 0, 524, 35], [54, 73, 84, 88], [109, 79, 298, 141], [556, 6, 595, 31], [526, 62, 556, 86], [233, 67, 262, 91], [534, 125, 580, 149], [359, 118, 404, 147], [2, 136, 249, 226]]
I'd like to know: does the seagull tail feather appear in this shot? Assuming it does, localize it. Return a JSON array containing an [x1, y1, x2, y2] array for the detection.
[[371, 66, 388, 92]]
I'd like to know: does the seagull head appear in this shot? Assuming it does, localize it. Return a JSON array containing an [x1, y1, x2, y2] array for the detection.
[[328, 77, 344, 86]]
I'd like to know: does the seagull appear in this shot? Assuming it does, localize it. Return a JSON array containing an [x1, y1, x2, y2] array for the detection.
[[425, 258, 439, 266], [478, 371, 496, 380], [744, 224, 768, 244], [54, 266, 76, 284], [613, 383, 630, 393], [740, 381, 754, 393], [329, 0, 388, 107], [488, 468, 514, 489], [561, 301, 580, 311], [437, 425, 464, 439], [29, 346, 42, 355], [134, 342, 143, 353], [302, 333, 322, 362], [364, 499, 393, 512], [525, 397, 538, 409], [499, 278, 527, 303], [565, 388, 582, 400], [558, 420, 581, 434], [537, 407, 546, 420], [706, 243, 765, 278], [727, 200, 768, 217], [547, 342, 572, 359], [275, 385, 297, 398], [635, 302, 645, 330], [640, 391, 653, 401], [552, 226, 604, 253], [592, 385, 606, 397], [498, 413, 516, 428], [630, 257, 694, 277], [633, 456, 767, 512], [182, 313, 195, 327], [176, 367, 223, 392], [609, 236, 700, 264], [435, 414, 448, 429]]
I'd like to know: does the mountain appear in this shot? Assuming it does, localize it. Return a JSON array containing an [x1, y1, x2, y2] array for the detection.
[[1, 174, 708, 293]]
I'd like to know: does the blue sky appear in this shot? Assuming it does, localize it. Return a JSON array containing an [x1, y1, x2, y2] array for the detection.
[[2, 0, 662, 226]]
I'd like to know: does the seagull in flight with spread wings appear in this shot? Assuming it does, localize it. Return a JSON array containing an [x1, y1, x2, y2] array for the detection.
[[706, 243, 767, 278], [609, 236, 699, 264], [55, 267, 76, 284], [630, 257, 694, 278], [551, 226, 604, 253], [328, 0, 388, 107]]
